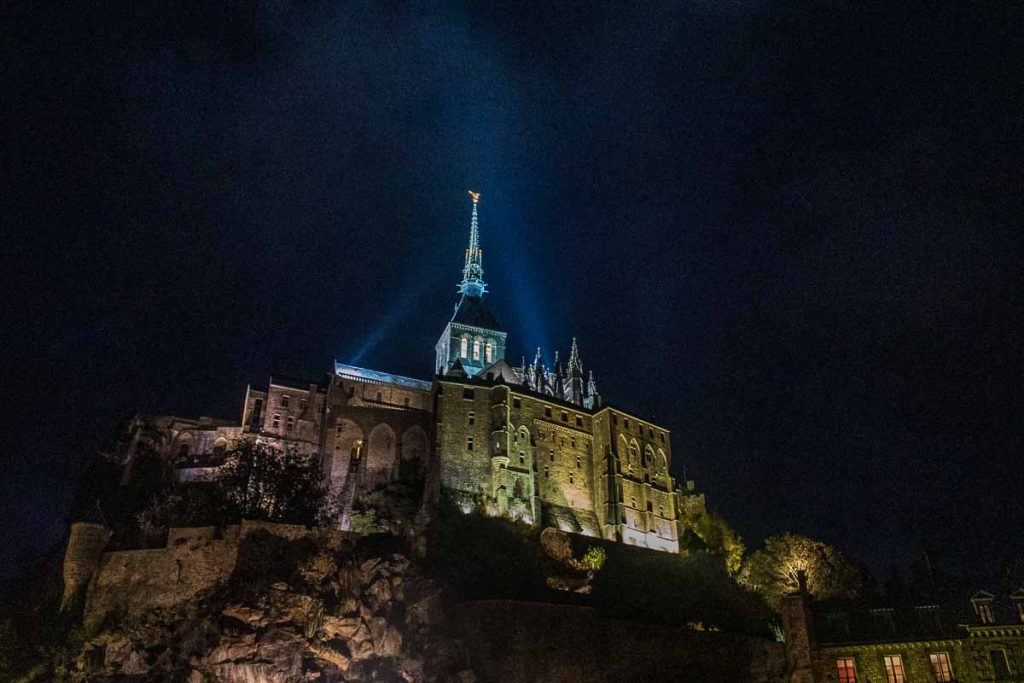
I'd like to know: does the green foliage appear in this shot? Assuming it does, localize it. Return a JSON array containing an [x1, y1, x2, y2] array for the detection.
[[219, 440, 326, 524], [575, 545, 607, 572], [424, 499, 549, 601], [591, 544, 772, 635], [347, 477, 424, 535], [684, 510, 746, 575], [739, 534, 861, 608]]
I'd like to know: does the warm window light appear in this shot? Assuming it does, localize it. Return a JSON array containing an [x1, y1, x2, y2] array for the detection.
[[836, 658, 857, 683], [883, 655, 906, 683], [929, 653, 954, 682]]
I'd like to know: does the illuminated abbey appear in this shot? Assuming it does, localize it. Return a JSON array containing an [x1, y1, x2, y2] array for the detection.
[[137, 193, 705, 553]]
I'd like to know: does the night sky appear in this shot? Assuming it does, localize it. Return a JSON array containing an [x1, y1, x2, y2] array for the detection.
[[4, 1, 1022, 579]]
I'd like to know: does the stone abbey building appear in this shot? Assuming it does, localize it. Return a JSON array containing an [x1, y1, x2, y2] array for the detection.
[[136, 193, 705, 553]]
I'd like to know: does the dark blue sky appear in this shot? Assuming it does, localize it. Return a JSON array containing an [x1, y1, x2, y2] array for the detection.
[[3, 1, 1022, 578]]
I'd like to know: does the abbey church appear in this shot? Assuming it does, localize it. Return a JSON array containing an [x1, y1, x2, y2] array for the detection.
[[133, 194, 706, 554]]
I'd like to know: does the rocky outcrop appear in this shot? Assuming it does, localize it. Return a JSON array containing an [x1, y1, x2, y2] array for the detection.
[[70, 534, 476, 682]]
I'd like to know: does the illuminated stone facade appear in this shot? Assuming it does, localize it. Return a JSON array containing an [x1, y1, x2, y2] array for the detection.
[[122, 195, 704, 552]]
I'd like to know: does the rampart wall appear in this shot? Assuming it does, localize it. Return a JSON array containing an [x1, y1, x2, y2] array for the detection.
[[64, 520, 352, 633], [451, 600, 788, 683]]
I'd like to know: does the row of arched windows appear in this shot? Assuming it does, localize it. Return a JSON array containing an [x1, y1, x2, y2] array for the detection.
[[459, 334, 495, 364], [619, 435, 667, 472]]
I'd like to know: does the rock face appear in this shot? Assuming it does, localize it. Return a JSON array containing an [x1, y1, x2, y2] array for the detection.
[[71, 533, 475, 682]]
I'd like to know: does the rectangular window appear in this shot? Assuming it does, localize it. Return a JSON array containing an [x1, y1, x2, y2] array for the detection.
[[272, 414, 280, 429], [576, 415, 583, 427], [990, 650, 1011, 678], [660, 432, 665, 443], [300, 399, 307, 411], [286, 416, 295, 431], [549, 449, 554, 462], [468, 411, 475, 426], [519, 453, 525, 465], [544, 466, 549, 477], [612, 414, 617, 425], [569, 473, 574, 484], [570, 437, 576, 448], [545, 407, 552, 418], [281, 395, 290, 408], [576, 455, 581, 468], [624, 417, 630, 429], [463, 388, 475, 399], [929, 653, 954, 682], [513, 397, 521, 409], [836, 658, 857, 683], [466, 436, 474, 451], [978, 602, 995, 624], [883, 655, 906, 683], [561, 411, 568, 422]]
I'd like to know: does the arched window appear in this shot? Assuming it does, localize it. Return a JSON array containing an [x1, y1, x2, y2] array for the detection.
[[644, 445, 655, 468], [628, 439, 640, 464], [485, 340, 494, 363], [472, 338, 481, 361], [460, 335, 469, 358]]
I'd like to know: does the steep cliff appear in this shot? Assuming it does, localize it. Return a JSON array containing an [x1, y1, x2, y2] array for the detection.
[[67, 531, 476, 682]]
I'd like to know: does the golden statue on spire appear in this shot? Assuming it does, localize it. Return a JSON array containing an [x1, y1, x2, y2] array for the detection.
[[468, 190, 480, 204]]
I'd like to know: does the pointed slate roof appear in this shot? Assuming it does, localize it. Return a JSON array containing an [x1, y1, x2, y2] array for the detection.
[[451, 294, 503, 332]]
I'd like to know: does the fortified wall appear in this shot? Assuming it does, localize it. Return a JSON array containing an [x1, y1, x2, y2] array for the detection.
[[452, 600, 788, 682], [61, 520, 355, 632]]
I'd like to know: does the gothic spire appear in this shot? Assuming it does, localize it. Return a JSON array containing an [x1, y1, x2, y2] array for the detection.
[[458, 191, 487, 297], [587, 370, 598, 397], [568, 337, 583, 376]]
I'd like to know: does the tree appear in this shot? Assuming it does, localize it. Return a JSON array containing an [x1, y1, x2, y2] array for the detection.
[[739, 534, 861, 608], [682, 509, 746, 575], [219, 440, 326, 524]]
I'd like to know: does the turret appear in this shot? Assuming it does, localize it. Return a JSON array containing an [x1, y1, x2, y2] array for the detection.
[[61, 522, 111, 612]]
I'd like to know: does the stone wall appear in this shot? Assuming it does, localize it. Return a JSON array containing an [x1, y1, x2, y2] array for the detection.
[[73, 521, 349, 633], [451, 600, 788, 683]]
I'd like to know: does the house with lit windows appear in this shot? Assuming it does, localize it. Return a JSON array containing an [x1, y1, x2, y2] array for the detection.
[[781, 576, 1024, 682]]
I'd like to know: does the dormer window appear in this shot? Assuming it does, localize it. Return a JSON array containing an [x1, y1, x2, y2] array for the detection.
[[472, 338, 481, 361], [485, 340, 494, 363], [1011, 588, 1024, 623], [460, 335, 469, 358], [972, 591, 996, 624]]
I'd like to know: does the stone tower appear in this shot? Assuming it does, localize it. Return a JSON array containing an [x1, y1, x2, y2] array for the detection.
[[435, 192, 507, 377]]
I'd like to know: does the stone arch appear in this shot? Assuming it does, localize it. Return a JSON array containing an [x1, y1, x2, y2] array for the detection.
[[330, 419, 363, 482], [644, 444, 655, 468], [174, 432, 193, 461], [364, 423, 397, 490], [401, 425, 428, 462], [628, 439, 640, 468], [657, 448, 667, 472], [618, 434, 629, 457]]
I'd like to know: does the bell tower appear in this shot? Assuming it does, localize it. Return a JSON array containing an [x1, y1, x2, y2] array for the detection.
[[435, 192, 507, 377]]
